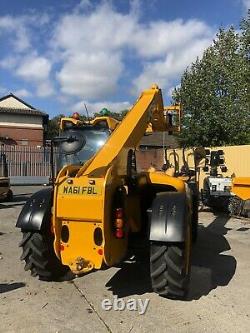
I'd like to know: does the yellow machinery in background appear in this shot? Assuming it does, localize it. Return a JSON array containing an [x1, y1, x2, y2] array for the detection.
[[229, 177, 250, 217], [16, 85, 195, 299]]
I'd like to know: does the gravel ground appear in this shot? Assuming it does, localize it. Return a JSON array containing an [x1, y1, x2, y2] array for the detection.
[[0, 186, 249, 333]]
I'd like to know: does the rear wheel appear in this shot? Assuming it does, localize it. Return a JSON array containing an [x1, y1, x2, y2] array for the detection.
[[150, 224, 191, 299], [228, 196, 242, 216], [19, 230, 68, 281]]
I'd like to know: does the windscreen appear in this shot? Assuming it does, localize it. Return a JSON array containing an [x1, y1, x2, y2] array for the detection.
[[57, 128, 109, 170]]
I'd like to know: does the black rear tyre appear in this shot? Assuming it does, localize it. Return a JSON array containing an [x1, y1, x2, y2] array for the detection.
[[150, 225, 191, 299], [19, 230, 68, 281]]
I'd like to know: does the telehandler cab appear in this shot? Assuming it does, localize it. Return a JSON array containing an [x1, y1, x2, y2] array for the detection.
[[17, 85, 196, 299]]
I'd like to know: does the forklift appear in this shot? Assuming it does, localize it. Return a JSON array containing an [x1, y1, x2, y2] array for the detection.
[[16, 85, 197, 299]]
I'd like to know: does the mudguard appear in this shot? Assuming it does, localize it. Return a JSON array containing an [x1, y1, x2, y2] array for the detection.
[[149, 192, 188, 242], [16, 188, 53, 231]]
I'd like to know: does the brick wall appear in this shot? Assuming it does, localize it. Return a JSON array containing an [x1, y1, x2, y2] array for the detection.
[[136, 149, 165, 171], [0, 126, 44, 146]]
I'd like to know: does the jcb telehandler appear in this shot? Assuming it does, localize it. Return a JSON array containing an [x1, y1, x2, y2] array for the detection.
[[17, 85, 196, 299]]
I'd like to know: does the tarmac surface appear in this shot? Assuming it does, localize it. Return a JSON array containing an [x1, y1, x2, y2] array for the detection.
[[0, 186, 250, 333]]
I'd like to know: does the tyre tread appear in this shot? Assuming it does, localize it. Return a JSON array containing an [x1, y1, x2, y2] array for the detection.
[[150, 242, 191, 299], [20, 230, 67, 281]]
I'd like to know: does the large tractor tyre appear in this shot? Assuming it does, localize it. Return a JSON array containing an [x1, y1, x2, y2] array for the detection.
[[19, 230, 68, 281], [228, 196, 242, 216], [150, 225, 192, 299]]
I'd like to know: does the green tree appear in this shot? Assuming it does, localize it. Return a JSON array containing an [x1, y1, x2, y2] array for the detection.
[[94, 109, 129, 120], [173, 15, 250, 147], [46, 114, 65, 140]]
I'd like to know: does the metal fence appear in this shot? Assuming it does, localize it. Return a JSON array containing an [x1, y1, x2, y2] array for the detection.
[[1, 145, 53, 185]]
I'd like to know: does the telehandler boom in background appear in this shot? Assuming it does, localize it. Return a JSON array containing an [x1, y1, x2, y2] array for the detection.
[[17, 85, 196, 299]]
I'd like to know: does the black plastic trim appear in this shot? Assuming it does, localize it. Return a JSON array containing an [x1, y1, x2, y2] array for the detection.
[[16, 188, 53, 231], [149, 192, 187, 242]]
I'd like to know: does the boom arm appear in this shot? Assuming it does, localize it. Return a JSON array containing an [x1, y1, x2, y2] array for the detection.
[[77, 85, 171, 177]]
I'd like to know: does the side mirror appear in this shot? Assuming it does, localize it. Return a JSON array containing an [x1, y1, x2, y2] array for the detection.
[[53, 131, 86, 154]]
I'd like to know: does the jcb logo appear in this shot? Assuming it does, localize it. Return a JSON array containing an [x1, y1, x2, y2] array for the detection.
[[62, 186, 101, 195]]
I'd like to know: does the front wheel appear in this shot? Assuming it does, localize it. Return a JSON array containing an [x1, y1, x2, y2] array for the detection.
[[150, 225, 192, 299], [19, 230, 68, 281]]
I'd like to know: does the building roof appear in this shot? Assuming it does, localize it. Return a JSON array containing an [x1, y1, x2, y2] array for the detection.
[[0, 93, 48, 117], [0, 106, 47, 117], [0, 93, 35, 109], [140, 132, 179, 149]]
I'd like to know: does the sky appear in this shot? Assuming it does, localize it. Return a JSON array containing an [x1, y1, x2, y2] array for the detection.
[[0, 0, 249, 117]]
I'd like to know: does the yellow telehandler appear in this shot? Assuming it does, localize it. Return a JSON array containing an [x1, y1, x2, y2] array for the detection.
[[16, 85, 196, 299]]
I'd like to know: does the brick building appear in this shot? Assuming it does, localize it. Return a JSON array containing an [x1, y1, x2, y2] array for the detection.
[[137, 132, 179, 171], [0, 93, 48, 146]]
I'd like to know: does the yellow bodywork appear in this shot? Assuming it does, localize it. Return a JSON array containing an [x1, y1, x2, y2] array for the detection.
[[231, 177, 250, 201], [90, 116, 120, 131], [60, 116, 119, 132], [52, 85, 187, 275]]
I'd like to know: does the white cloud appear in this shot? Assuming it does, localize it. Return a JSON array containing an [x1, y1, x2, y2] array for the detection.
[[133, 37, 212, 93], [0, 13, 50, 52], [15, 54, 54, 97], [56, 52, 123, 99], [76, 0, 93, 11], [16, 54, 52, 81], [52, 3, 214, 100], [13, 88, 32, 98], [52, 3, 136, 99], [0, 13, 54, 97], [36, 82, 54, 98], [0, 15, 30, 52], [0, 56, 19, 70], [0, 3, 215, 104], [242, 0, 250, 10], [130, 19, 212, 59], [52, 4, 137, 54], [71, 100, 131, 115]]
